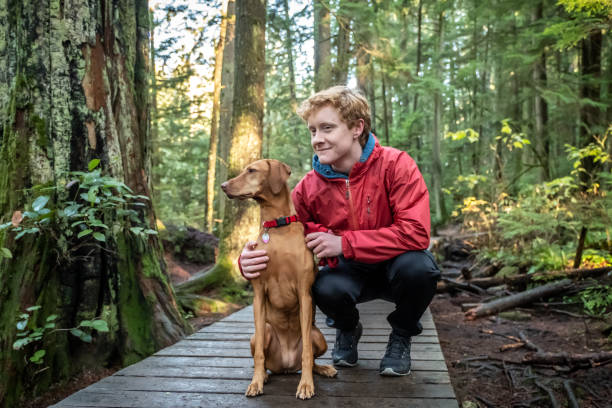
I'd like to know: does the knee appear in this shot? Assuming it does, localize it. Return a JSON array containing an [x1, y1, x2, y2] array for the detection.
[[389, 251, 441, 288], [312, 272, 354, 307]]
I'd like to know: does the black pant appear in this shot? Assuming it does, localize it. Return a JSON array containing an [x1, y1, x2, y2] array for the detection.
[[312, 250, 441, 337]]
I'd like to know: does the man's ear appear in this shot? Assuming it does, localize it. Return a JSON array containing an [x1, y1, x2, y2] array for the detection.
[[269, 160, 291, 195], [352, 118, 365, 139]]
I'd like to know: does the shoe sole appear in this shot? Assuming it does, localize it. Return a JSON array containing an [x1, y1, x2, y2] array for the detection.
[[379, 367, 411, 376], [333, 359, 358, 367]]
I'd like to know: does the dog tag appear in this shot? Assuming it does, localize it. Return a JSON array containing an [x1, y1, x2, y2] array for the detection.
[[262, 231, 270, 243]]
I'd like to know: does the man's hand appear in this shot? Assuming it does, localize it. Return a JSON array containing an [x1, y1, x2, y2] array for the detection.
[[239, 241, 269, 280], [305, 232, 342, 258]]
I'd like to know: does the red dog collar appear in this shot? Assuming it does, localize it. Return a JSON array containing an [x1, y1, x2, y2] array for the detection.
[[263, 215, 299, 228]]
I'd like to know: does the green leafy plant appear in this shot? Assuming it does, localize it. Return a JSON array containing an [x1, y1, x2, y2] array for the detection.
[[0, 159, 157, 261], [579, 284, 612, 316], [12, 305, 109, 365]]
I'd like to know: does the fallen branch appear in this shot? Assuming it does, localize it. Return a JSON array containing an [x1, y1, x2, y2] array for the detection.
[[438, 277, 486, 294], [465, 279, 573, 319], [500, 342, 526, 352], [464, 266, 611, 290], [522, 351, 612, 369], [518, 331, 542, 353]]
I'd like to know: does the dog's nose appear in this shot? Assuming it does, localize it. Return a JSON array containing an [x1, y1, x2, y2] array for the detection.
[[221, 182, 228, 191]]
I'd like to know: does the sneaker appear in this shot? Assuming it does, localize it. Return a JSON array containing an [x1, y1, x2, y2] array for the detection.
[[332, 322, 363, 367], [379, 330, 412, 376]]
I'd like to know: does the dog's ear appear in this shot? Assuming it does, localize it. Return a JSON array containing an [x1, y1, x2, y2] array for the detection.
[[269, 160, 291, 195]]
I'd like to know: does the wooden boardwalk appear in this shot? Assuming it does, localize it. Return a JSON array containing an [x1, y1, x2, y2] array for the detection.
[[53, 300, 457, 407]]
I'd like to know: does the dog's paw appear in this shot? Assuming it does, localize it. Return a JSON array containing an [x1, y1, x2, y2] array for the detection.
[[315, 364, 337, 378], [295, 380, 315, 400], [245, 381, 264, 397]]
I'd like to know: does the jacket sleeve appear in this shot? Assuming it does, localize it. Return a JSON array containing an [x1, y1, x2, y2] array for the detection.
[[341, 153, 431, 263]]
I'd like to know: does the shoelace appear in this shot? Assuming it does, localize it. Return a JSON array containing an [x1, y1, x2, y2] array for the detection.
[[384, 332, 411, 358]]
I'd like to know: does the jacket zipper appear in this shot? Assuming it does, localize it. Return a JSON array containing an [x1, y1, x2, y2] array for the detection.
[[345, 179, 360, 230]]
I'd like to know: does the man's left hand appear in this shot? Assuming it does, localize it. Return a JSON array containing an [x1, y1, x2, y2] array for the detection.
[[305, 232, 342, 258]]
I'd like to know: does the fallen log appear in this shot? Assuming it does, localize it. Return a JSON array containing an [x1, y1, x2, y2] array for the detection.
[[439, 277, 486, 294], [523, 351, 612, 369], [465, 279, 573, 319], [464, 266, 611, 290]]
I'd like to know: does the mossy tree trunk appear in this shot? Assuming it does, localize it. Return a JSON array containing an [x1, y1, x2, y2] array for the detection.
[[0, 1, 191, 406], [176, 0, 266, 305]]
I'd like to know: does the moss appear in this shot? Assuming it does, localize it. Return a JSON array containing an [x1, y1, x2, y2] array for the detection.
[[115, 234, 156, 366], [31, 114, 47, 149]]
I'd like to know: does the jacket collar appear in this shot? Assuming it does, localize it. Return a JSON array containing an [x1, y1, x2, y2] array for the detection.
[[312, 132, 377, 180]]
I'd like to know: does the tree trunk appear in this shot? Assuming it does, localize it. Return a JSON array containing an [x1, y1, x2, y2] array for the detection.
[[215, 0, 236, 228], [334, 1, 351, 85], [432, 11, 446, 223], [314, 0, 332, 91], [217, 0, 266, 283], [0, 1, 190, 406], [206, 0, 230, 232], [532, 2, 550, 181], [579, 29, 603, 185], [412, 0, 424, 160], [282, 0, 297, 110]]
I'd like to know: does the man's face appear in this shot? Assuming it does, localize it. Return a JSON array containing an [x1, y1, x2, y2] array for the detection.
[[307, 105, 360, 166]]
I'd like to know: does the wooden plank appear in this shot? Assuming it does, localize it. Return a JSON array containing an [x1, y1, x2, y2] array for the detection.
[[187, 333, 440, 344], [160, 341, 442, 353], [197, 326, 439, 337], [123, 355, 450, 371], [115, 365, 451, 384], [52, 390, 459, 408], [80, 376, 457, 399], [219, 317, 436, 329], [155, 348, 445, 361]]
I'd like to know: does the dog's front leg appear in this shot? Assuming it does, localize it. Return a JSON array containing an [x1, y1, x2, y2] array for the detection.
[[246, 281, 268, 397], [296, 288, 315, 400]]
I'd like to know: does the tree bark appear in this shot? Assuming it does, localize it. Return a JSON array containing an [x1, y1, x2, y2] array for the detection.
[[215, 0, 236, 227], [206, 0, 230, 232], [0, 1, 190, 405], [432, 11, 446, 223], [465, 279, 573, 319], [333, 1, 351, 85], [314, 0, 332, 91], [217, 0, 266, 282], [282, 0, 297, 110], [532, 2, 550, 181]]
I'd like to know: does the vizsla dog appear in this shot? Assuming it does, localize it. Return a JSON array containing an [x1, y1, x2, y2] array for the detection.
[[221, 159, 337, 400]]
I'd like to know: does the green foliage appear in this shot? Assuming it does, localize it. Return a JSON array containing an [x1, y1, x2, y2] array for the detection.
[[578, 283, 612, 316], [1, 159, 157, 262], [12, 305, 109, 365]]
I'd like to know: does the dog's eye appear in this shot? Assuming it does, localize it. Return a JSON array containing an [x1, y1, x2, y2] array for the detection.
[[247, 168, 256, 173]]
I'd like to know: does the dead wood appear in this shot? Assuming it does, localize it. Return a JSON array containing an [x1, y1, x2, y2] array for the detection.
[[522, 351, 612, 369], [518, 331, 542, 353], [465, 279, 573, 320], [563, 380, 580, 408], [463, 266, 611, 290], [439, 277, 486, 294], [500, 342, 526, 352]]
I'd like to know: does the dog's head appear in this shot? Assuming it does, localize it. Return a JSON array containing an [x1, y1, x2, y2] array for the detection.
[[221, 159, 292, 201]]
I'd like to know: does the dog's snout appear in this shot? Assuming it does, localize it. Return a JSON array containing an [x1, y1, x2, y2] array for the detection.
[[221, 182, 228, 191]]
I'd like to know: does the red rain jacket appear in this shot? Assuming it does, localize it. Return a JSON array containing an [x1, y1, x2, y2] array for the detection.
[[292, 135, 431, 264]]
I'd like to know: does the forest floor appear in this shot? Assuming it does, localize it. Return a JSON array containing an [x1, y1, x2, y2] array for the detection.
[[26, 242, 612, 408]]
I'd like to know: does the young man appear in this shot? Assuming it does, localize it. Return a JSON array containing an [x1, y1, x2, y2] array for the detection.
[[239, 86, 440, 376]]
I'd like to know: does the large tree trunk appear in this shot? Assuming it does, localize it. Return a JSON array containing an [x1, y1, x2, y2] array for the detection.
[[179, 0, 267, 299], [0, 1, 190, 406], [282, 0, 297, 110], [206, 0, 230, 232], [215, 0, 236, 228], [314, 0, 332, 91]]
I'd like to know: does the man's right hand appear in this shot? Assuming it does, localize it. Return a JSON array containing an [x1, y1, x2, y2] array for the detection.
[[239, 241, 269, 280]]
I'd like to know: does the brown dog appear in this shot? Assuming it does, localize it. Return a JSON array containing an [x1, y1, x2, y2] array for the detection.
[[221, 159, 337, 399]]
